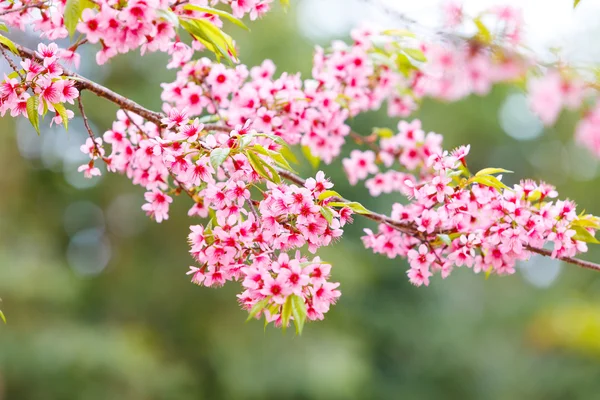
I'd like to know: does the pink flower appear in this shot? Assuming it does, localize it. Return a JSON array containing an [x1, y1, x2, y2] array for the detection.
[[142, 189, 173, 223]]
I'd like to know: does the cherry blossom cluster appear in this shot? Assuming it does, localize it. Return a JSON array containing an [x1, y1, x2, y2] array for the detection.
[[358, 119, 597, 286], [3, 0, 600, 332], [79, 105, 348, 329], [0, 0, 273, 65], [0, 42, 77, 125]]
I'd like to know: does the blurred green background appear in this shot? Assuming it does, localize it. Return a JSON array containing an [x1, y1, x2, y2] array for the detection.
[[2, 3, 600, 399]]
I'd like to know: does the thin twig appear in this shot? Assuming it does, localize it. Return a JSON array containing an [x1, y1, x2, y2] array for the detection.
[[525, 246, 600, 272], [77, 97, 102, 157], [0, 1, 47, 16], [0, 46, 23, 79]]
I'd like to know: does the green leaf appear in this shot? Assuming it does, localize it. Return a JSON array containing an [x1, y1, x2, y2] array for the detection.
[[64, 0, 81, 38], [0, 23, 8, 32], [0, 309, 5, 324], [255, 132, 289, 148], [156, 8, 180, 28], [301, 145, 320, 169], [474, 17, 492, 44], [373, 127, 394, 138], [26, 95, 40, 135], [246, 297, 270, 322], [571, 225, 600, 244], [317, 190, 342, 201], [403, 48, 426, 62], [394, 52, 416, 77], [183, 5, 249, 31], [209, 147, 230, 170], [291, 294, 307, 335], [484, 265, 493, 280], [470, 175, 510, 191], [53, 103, 69, 131], [572, 217, 600, 230], [574, 0, 581, 7], [0, 34, 18, 55], [237, 133, 255, 149], [267, 149, 296, 173], [280, 0, 290, 10], [64, 0, 97, 38], [281, 295, 293, 333], [280, 146, 298, 165], [437, 234, 453, 246], [247, 151, 279, 183], [475, 167, 513, 176], [261, 158, 282, 184], [328, 201, 370, 214], [180, 18, 237, 63], [319, 207, 334, 225], [381, 29, 416, 38]]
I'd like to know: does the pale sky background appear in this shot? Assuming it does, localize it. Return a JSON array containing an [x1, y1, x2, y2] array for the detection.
[[297, 0, 600, 63]]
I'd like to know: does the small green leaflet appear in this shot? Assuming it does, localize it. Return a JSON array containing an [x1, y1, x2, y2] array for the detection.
[[475, 167, 513, 176], [64, 0, 97, 38], [246, 297, 270, 322], [319, 207, 334, 224], [470, 175, 510, 191], [571, 225, 600, 244], [281, 295, 293, 333], [0, 309, 5, 324], [247, 151, 280, 183], [209, 147, 230, 170], [26, 95, 40, 134], [574, 0, 582, 8], [156, 8, 180, 28], [437, 234, 452, 246], [373, 127, 394, 138], [291, 294, 307, 335], [403, 48, 426, 62], [53, 103, 69, 131], [381, 29, 416, 38], [0, 34, 18, 55], [474, 17, 492, 43], [180, 18, 237, 63], [183, 5, 249, 31], [317, 190, 342, 201], [328, 201, 370, 214], [301, 145, 320, 169]]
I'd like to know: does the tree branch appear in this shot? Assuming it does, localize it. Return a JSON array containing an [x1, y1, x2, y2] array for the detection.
[[9, 43, 164, 125], [2, 41, 599, 273]]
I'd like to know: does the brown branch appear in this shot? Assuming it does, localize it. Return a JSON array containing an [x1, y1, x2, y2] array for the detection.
[[276, 167, 600, 272], [7, 43, 164, 125], [0, 1, 47, 16], [525, 245, 600, 272]]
